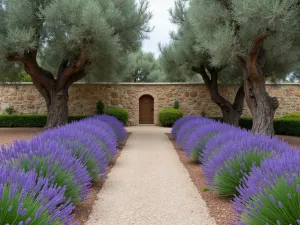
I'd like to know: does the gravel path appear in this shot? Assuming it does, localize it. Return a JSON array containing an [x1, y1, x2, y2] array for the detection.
[[87, 126, 216, 225]]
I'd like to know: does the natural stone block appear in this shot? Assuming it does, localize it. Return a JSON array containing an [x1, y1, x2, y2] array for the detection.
[[190, 92, 197, 97], [111, 99, 119, 106]]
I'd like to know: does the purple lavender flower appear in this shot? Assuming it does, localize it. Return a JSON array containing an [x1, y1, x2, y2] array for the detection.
[[38, 127, 109, 181], [183, 122, 233, 162], [0, 164, 75, 224], [171, 115, 202, 139], [203, 134, 294, 196], [65, 121, 118, 158], [202, 129, 251, 163], [87, 115, 126, 143], [0, 139, 92, 204], [176, 117, 214, 148], [233, 150, 300, 225]]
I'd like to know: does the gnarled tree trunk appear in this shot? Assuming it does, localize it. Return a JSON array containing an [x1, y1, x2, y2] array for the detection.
[[220, 87, 244, 126], [7, 48, 87, 130], [45, 88, 69, 128], [241, 36, 279, 136], [244, 75, 278, 136], [194, 66, 245, 127]]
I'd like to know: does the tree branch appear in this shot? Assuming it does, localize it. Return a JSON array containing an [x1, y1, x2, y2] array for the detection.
[[192, 65, 211, 87], [65, 68, 87, 89], [58, 48, 87, 88], [233, 82, 245, 112], [8, 51, 56, 89], [7, 54, 24, 62], [247, 35, 267, 81]]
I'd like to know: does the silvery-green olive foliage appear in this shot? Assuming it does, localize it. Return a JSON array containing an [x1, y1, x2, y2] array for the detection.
[[122, 51, 156, 82], [0, 0, 152, 82], [123, 51, 169, 83], [159, 0, 238, 83], [188, 0, 300, 79]]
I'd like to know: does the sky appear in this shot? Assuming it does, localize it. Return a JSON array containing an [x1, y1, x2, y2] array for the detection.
[[142, 0, 177, 57]]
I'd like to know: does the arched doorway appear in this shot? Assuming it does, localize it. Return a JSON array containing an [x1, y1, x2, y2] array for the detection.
[[139, 95, 154, 124]]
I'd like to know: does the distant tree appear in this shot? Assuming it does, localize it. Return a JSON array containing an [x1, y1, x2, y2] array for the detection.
[[160, 0, 244, 126], [123, 51, 157, 82], [0, 0, 152, 128], [188, 0, 300, 135]]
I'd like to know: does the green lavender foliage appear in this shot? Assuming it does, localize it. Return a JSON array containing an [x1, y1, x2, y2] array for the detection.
[[241, 176, 300, 225], [20, 156, 81, 204], [0, 185, 60, 225], [214, 151, 272, 196]]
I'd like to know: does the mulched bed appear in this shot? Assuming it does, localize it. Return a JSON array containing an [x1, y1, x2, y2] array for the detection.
[[74, 132, 131, 225], [166, 133, 235, 225]]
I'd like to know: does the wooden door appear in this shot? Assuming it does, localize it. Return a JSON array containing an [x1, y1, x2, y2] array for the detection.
[[139, 95, 154, 124]]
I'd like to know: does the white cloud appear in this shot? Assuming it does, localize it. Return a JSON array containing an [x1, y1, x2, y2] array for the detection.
[[142, 0, 176, 57]]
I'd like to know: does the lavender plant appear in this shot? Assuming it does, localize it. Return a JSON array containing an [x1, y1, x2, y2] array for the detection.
[[0, 139, 91, 205], [176, 117, 214, 148], [202, 129, 251, 163], [171, 115, 201, 139], [203, 135, 293, 197], [39, 128, 108, 181], [0, 164, 75, 225], [183, 123, 232, 162], [233, 150, 300, 225], [72, 121, 118, 158], [88, 115, 127, 144]]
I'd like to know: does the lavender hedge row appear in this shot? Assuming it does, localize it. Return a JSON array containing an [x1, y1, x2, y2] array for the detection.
[[174, 116, 299, 224], [0, 115, 125, 224]]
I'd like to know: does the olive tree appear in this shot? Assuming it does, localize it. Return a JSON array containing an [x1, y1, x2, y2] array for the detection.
[[0, 0, 151, 128], [188, 0, 300, 135], [160, 0, 244, 126], [123, 51, 156, 82]]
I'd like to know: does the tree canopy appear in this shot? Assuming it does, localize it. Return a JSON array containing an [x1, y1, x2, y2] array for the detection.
[[159, 0, 244, 125], [122, 51, 166, 82], [188, 0, 300, 80], [0, 0, 152, 128], [196, 0, 300, 135]]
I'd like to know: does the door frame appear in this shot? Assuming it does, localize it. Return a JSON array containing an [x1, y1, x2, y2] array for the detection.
[[136, 92, 157, 125], [139, 94, 154, 124]]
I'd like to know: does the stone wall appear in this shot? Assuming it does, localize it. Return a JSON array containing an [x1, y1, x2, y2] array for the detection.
[[0, 83, 299, 125]]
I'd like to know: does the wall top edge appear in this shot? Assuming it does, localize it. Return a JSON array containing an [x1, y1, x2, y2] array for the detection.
[[0, 82, 299, 86]]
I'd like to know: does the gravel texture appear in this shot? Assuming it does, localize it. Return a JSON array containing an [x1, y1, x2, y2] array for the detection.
[[87, 126, 216, 225]]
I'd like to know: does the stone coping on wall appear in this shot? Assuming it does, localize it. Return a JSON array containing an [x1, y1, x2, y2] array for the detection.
[[1, 82, 300, 86]]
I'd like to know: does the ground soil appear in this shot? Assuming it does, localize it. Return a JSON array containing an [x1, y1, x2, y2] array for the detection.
[[278, 135, 300, 148], [0, 128, 41, 145], [73, 133, 131, 225], [167, 133, 237, 225]]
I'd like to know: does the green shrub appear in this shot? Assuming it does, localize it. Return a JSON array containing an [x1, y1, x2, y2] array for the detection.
[[209, 116, 300, 136], [274, 118, 300, 136], [173, 99, 180, 109], [282, 112, 300, 118], [159, 108, 184, 127], [5, 106, 15, 115], [103, 108, 129, 125], [0, 115, 89, 127], [96, 101, 105, 115]]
